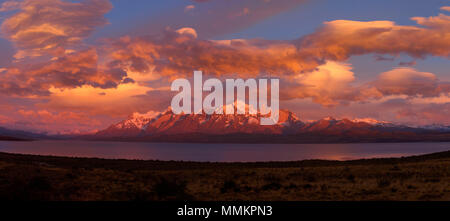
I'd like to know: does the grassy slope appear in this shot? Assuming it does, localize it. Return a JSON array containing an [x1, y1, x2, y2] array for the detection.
[[0, 150, 449, 200]]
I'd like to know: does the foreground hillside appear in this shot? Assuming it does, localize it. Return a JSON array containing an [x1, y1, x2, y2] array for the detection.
[[0, 150, 449, 200]]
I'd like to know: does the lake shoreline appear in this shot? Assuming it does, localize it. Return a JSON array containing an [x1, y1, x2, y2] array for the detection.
[[1, 140, 450, 162], [1, 149, 450, 166]]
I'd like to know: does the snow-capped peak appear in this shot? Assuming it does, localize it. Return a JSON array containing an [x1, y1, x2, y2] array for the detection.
[[351, 118, 390, 125], [116, 110, 161, 129], [321, 116, 336, 121], [130, 111, 161, 120], [214, 100, 258, 115]]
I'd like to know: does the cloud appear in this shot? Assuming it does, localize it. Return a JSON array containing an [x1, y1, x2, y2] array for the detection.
[[396, 102, 450, 126], [175, 27, 198, 38], [105, 17, 450, 106], [184, 5, 195, 13], [0, 0, 132, 97], [281, 61, 356, 106], [108, 9, 450, 80], [107, 27, 317, 79], [374, 55, 395, 61], [0, 4, 449, 133], [282, 95, 450, 126], [0, 48, 127, 96], [282, 65, 450, 106], [369, 67, 441, 97], [1, 5, 448, 101], [40, 83, 167, 117], [107, 22, 450, 106], [398, 60, 416, 66], [298, 14, 450, 61], [0, 1, 21, 12], [440, 6, 450, 12], [0, 0, 112, 59], [142, 0, 307, 38], [349, 67, 449, 104], [14, 109, 104, 134]]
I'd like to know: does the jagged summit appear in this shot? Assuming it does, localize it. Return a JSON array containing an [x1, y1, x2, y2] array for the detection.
[[96, 107, 304, 137], [94, 106, 407, 138], [91, 108, 450, 143]]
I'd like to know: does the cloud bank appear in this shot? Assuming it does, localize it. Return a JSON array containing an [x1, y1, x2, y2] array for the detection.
[[0, 1, 449, 132], [0, 0, 112, 59]]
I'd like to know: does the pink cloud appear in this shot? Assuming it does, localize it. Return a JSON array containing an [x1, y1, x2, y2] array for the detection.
[[0, 48, 127, 96], [14, 108, 105, 134], [0, 0, 112, 59]]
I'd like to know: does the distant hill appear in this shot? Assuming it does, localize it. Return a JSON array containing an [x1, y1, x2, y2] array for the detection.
[[0, 126, 47, 141]]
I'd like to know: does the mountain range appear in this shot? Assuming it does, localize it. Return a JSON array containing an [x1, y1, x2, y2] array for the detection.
[[89, 108, 450, 143], [1, 107, 449, 143]]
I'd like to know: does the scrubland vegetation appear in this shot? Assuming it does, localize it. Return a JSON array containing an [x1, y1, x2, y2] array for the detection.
[[0, 150, 449, 200]]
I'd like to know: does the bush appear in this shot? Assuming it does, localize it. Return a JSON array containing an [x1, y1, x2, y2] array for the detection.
[[220, 180, 240, 193], [261, 182, 282, 191], [377, 178, 391, 188], [152, 177, 193, 200], [347, 174, 356, 182]]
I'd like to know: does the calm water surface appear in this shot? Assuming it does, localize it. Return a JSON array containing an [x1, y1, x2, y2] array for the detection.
[[0, 140, 449, 162]]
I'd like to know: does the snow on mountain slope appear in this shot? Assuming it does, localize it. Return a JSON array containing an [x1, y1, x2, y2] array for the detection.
[[95, 106, 443, 139], [115, 111, 161, 130], [96, 108, 304, 137]]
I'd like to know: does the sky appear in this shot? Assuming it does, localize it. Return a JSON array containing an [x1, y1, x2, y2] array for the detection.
[[0, 0, 449, 134]]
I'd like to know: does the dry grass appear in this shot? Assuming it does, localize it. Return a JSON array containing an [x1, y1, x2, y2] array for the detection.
[[0, 150, 449, 201]]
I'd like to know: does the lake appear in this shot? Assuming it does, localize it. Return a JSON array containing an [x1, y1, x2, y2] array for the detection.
[[0, 140, 449, 162]]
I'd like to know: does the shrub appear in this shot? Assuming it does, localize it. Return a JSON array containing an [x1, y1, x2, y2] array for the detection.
[[347, 174, 356, 182], [377, 178, 391, 188], [220, 180, 240, 193], [152, 177, 193, 200], [261, 182, 282, 191]]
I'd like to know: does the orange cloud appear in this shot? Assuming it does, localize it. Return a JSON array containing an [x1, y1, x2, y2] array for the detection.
[[396, 103, 450, 126], [15, 108, 103, 134], [0, 1, 21, 12], [299, 14, 450, 61], [370, 67, 441, 97], [282, 65, 450, 106], [440, 6, 450, 12], [0, 0, 112, 59], [0, 48, 128, 96], [107, 27, 317, 79], [184, 5, 195, 13], [101, 8, 450, 107], [0, 3, 448, 126], [40, 83, 170, 118], [280, 61, 356, 106], [108, 9, 450, 80]]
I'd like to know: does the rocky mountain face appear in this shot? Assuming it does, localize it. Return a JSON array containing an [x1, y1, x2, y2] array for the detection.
[[95, 108, 304, 137], [92, 108, 450, 143]]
